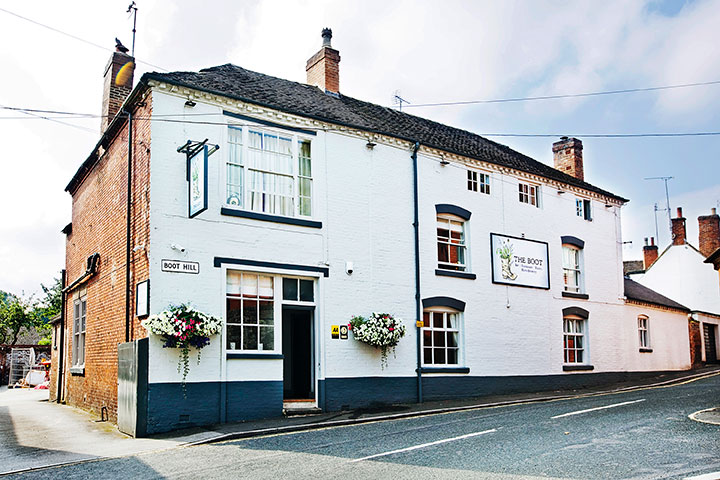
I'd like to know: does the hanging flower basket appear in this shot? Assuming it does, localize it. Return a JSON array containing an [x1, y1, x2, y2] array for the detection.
[[141, 304, 222, 392], [349, 312, 406, 368]]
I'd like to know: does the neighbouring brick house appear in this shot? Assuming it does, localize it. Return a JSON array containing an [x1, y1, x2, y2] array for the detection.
[[52, 29, 696, 435], [629, 207, 720, 365]]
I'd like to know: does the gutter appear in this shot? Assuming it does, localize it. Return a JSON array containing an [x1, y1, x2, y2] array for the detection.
[[124, 109, 133, 343], [62, 253, 100, 293], [411, 141, 422, 404]]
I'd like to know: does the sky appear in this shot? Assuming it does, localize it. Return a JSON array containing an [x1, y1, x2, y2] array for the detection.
[[0, 0, 719, 296]]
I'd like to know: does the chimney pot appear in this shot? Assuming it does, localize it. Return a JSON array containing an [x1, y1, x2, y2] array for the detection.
[[677, 207, 683, 218], [651, 236, 655, 246], [306, 28, 341, 94], [321, 28, 332, 47]]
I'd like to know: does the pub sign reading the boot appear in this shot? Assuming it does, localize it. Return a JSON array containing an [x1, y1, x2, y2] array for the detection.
[[490, 233, 550, 289]]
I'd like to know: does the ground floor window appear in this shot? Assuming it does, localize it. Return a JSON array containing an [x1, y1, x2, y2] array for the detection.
[[422, 309, 460, 365], [638, 315, 650, 349], [563, 316, 586, 364], [72, 295, 86, 366], [226, 272, 275, 351]]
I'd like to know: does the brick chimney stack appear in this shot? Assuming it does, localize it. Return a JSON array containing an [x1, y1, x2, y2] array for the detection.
[[306, 28, 340, 94], [101, 44, 134, 132], [698, 207, 720, 257], [552, 137, 584, 181], [643, 237, 659, 269], [671, 207, 687, 246]]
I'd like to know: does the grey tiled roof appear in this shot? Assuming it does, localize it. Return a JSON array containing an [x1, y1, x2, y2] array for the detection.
[[143, 65, 627, 202], [624, 277, 688, 311]]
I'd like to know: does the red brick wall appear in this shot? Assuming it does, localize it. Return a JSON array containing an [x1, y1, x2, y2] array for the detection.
[[53, 92, 152, 421]]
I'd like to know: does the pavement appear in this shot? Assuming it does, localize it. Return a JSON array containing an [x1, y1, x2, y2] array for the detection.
[[1, 367, 719, 477]]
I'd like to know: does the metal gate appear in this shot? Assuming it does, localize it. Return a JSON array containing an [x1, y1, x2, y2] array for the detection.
[[117, 338, 148, 437]]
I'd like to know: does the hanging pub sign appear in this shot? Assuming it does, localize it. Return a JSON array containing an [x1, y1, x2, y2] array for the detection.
[[188, 145, 208, 218], [177, 139, 219, 218], [490, 233, 550, 289]]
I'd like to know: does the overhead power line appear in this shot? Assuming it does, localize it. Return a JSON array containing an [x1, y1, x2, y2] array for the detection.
[[396, 79, 720, 108], [0, 7, 167, 71], [3, 105, 720, 137]]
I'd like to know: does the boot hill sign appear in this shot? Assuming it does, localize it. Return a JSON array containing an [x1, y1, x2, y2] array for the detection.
[[490, 233, 550, 289]]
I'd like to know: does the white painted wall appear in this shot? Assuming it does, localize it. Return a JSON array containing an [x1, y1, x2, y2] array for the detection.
[[145, 88, 691, 389], [632, 245, 720, 315]]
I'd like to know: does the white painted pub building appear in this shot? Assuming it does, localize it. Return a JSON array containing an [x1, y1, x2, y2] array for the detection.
[[54, 29, 694, 435]]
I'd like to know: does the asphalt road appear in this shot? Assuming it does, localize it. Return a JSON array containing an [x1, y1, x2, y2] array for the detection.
[[7, 374, 720, 480]]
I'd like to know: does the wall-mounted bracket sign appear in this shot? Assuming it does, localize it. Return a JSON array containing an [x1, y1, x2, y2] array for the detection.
[[490, 233, 550, 289], [161, 259, 200, 274], [177, 139, 219, 218]]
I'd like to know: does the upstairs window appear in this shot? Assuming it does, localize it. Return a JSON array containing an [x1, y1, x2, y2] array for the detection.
[[638, 315, 650, 349], [519, 182, 539, 207], [562, 245, 584, 294], [226, 126, 313, 218], [437, 214, 467, 271], [467, 171, 478, 192], [576, 198, 592, 221], [468, 170, 490, 194]]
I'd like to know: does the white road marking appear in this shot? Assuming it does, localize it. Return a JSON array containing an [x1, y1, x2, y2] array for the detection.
[[349, 428, 497, 463], [683, 472, 720, 480], [551, 399, 646, 419]]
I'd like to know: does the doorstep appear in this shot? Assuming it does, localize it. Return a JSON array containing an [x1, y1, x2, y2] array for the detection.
[[283, 399, 322, 416]]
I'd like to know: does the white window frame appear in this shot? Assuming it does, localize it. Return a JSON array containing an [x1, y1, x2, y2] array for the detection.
[[422, 307, 462, 366], [563, 316, 587, 365], [576, 198, 592, 221], [224, 123, 314, 219], [72, 295, 86, 367], [562, 244, 584, 294], [638, 315, 650, 349], [436, 213, 468, 272], [225, 271, 278, 353], [225, 270, 317, 353], [519, 182, 539, 207], [467, 170, 478, 192]]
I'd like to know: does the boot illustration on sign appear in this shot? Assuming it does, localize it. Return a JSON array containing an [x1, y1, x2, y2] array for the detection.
[[496, 240, 517, 280]]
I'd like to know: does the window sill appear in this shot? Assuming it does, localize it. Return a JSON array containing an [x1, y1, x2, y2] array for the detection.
[[435, 269, 477, 280], [418, 367, 470, 374], [563, 364, 594, 372], [639, 348, 653, 353], [220, 208, 322, 228], [562, 291, 589, 300], [69, 366, 85, 376], [226, 353, 284, 360]]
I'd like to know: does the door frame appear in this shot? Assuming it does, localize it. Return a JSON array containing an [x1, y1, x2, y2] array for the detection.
[[282, 305, 316, 402]]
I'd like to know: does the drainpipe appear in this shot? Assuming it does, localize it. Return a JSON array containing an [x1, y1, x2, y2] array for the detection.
[[124, 110, 133, 343], [57, 269, 66, 403], [411, 141, 422, 403]]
